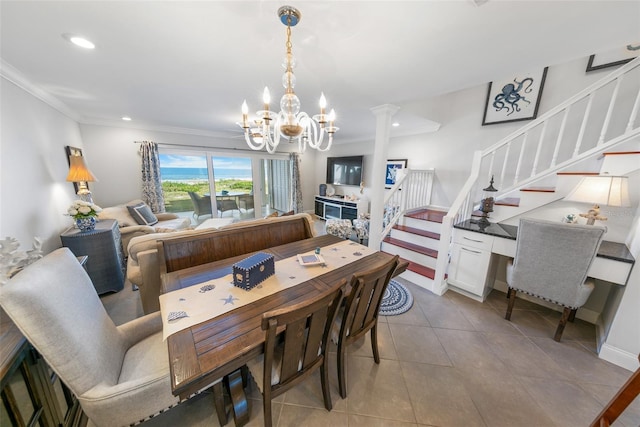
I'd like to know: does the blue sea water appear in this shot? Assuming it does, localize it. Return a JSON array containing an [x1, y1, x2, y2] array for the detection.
[[161, 167, 251, 181]]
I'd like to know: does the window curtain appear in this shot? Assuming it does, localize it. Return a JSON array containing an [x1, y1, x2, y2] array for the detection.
[[290, 152, 303, 214], [138, 141, 165, 213]]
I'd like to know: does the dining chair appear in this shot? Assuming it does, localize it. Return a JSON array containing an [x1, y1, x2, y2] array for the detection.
[[216, 196, 239, 216], [188, 191, 213, 220], [504, 218, 605, 342], [246, 279, 347, 427], [0, 248, 227, 427], [334, 255, 399, 398]]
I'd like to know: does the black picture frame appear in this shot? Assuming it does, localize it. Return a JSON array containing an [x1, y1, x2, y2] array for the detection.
[[482, 67, 548, 126], [586, 44, 639, 72], [385, 159, 407, 189], [64, 145, 88, 194]]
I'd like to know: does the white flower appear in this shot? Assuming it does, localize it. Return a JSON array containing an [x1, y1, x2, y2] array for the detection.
[[66, 200, 102, 219]]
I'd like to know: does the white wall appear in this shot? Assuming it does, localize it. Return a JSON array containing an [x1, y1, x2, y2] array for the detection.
[[0, 78, 83, 252], [315, 56, 623, 208], [79, 124, 319, 212]]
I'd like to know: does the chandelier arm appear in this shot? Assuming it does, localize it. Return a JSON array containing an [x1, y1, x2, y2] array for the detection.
[[244, 131, 266, 150]]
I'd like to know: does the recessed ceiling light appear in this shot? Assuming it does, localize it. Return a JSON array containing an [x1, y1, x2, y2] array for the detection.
[[122, 116, 132, 121], [392, 122, 400, 127], [62, 33, 95, 49]]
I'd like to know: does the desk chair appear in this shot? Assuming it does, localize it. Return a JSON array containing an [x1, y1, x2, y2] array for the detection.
[[0, 248, 226, 427], [247, 279, 346, 427], [188, 191, 213, 220], [504, 218, 605, 342], [334, 255, 399, 398]]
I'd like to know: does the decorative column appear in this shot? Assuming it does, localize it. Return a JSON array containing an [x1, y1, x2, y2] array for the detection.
[[368, 104, 400, 250]]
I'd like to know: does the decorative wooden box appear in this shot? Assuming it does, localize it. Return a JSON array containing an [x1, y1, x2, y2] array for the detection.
[[233, 252, 275, 290]]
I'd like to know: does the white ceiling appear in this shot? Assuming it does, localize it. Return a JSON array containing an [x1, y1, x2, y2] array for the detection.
[[1, 1, 639, 144]]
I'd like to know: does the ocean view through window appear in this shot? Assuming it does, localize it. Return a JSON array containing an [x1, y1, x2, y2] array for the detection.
[[159, 154, 254, 220]]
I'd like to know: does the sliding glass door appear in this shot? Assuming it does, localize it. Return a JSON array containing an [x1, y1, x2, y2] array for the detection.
[[158, 148, 291, 224]]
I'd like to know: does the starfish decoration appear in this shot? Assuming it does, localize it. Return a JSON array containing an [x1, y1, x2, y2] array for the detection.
[[221, 295, 239, 305], [331, 247, 339, 252], [353, 251, 363, 256]]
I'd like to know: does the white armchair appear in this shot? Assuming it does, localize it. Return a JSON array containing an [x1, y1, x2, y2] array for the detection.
[[0, 248, 225, 426]]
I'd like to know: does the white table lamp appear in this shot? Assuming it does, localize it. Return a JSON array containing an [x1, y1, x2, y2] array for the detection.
[[564, 175, 630, 225]]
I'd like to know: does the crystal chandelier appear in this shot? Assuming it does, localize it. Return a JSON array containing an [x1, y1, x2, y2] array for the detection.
[[241, 6, 338, 154]]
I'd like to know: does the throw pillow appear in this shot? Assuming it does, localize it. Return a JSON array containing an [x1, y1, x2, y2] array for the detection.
[[281, 210, 295, 216], [127, 202, 159, 226], [264, 211, 279, 219]]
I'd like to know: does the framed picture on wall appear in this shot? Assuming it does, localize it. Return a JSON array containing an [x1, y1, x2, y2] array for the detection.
[[586, 43, 639, 72], [385, 159, 407, 189], [64, 145, 88, 193], [482, 67, 548, 126]]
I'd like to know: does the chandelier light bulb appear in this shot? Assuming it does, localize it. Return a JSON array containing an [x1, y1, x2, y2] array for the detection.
[[241, 100, 248, 114], [262, 87, 271, 105]]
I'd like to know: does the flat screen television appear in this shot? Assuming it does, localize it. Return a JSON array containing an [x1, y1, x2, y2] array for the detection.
[[326, 156, 363, 186]]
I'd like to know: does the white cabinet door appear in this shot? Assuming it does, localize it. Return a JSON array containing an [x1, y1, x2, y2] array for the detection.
[[449, 243, 492, 296]]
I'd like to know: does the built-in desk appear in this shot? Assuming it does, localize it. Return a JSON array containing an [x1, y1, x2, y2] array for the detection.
[[448, 219, 635, 301]]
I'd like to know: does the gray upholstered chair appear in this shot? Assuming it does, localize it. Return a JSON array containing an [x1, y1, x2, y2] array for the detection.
[[504, 218, 605, 342], [247, 279, 346, 427], [188, 191, 213, 220], [0, 248, 225, 427]]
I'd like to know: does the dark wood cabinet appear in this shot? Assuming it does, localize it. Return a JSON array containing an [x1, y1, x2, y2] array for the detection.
[[1, 310, 85, 427]]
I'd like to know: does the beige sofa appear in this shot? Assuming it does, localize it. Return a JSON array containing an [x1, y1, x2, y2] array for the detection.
[[97, 199, 192, 256], [126, 213, 316, 314]]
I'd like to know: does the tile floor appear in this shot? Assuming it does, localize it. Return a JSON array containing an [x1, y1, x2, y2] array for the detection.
[[100, 274, 639, 427]]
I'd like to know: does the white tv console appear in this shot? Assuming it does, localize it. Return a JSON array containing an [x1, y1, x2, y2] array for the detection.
[[314, 196, 368, 221]]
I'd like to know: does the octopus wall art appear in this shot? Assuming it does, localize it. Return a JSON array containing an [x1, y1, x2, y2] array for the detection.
[[482, 67, 548, 126]]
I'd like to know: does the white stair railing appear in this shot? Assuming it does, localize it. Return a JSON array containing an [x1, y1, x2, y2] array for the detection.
[[381, 169, 435, 238], [433, 56, 640, 291]]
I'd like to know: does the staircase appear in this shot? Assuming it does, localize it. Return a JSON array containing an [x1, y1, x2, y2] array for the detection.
[[378, 56, 640, 295]]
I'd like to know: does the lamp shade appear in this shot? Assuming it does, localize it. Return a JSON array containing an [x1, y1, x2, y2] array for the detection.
[[565, 175, 630, 207], [66, 155, 97, 182]]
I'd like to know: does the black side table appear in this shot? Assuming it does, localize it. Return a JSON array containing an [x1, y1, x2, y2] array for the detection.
[[60, 219, 125, 294]]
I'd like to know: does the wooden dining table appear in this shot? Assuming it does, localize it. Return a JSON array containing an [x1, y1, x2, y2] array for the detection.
[[162, 234, 407, 426]]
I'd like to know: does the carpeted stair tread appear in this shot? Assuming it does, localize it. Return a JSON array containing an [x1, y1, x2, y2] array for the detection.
[[495, 197, 520, 207], [383, 237, 438, 258], [393, 225, 440, 241], [407, 261, 436, 280], [520, 186, 556, 192], [556, 171, 600, 176], [602, 151, 640, 156], [404, 209, 446, 223]]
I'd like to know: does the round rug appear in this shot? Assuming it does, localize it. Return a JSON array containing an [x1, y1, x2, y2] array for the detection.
[[379, 280, 413, 316]]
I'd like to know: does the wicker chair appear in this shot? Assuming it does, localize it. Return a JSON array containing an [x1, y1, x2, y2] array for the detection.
[[187, 191, 213, 220]]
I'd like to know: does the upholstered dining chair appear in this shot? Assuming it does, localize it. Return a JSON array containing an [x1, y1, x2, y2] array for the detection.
[[247, 279, 347, 427], [504, 218, 605, 342], [0, 248, 226, 427], [188, 191, 213, 221], [334, 255, 399, 398]]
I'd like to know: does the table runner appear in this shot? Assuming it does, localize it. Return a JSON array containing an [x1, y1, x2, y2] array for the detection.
[[160, 240, 375, 340]]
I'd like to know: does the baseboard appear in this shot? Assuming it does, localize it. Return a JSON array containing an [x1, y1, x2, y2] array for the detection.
[[492, 279, 600, 324], [599, 343, 639, 372]]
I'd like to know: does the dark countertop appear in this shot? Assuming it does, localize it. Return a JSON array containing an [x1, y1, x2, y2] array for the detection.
[[454, 220, 635, 264]]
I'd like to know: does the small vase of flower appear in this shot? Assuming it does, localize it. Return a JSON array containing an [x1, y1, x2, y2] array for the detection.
[[67, 200, 102, 232]]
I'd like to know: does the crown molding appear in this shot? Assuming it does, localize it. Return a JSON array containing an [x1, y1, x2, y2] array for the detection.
[[79, 118, 238, 140], [0, 59, 81, 122]]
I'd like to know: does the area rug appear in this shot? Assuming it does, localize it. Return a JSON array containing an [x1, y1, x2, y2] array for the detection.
[[379, 280, 414, 316]]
